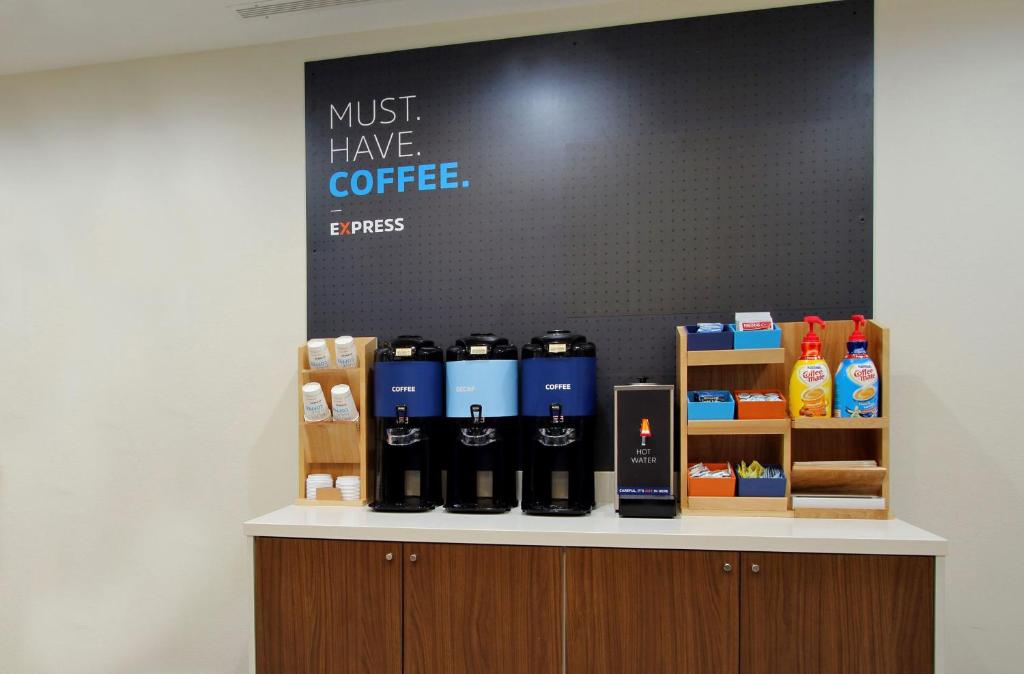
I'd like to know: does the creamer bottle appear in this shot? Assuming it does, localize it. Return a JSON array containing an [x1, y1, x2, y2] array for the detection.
[[833, 315, 880, 417], [788, 316, 831, 418]]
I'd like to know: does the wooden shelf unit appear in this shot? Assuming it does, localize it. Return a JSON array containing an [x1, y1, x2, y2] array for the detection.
[[687, 348, 785, 367], [297, 337, 377, 506], [781, 318, 890, 519], [790, 416, 888, 429], [687, 496, 790, 516], [677, 327, 792, 518], [687, 419, 790, 435], [677, 319, 891, 519]]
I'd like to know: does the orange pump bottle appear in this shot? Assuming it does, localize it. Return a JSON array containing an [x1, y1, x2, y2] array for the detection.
[[788, 316, 832, 418]]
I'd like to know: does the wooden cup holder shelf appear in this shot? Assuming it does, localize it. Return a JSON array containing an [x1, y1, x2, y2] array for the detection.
[[301, 420, 362, 464], [296, 337, 377, 506]]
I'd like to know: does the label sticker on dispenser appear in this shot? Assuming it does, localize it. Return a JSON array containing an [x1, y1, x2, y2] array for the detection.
[[445, 360, 518, 418], [374, 361, 444, 418], [521, 357, 597, 417]]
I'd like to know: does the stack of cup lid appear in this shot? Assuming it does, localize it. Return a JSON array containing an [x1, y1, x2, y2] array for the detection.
[[306, 473, 333, 499], [336, 475, 361, 501]]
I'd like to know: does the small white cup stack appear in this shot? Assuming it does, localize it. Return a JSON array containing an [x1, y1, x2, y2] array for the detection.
[[306, 473, 333, 499], [336, 475, 361, 501]]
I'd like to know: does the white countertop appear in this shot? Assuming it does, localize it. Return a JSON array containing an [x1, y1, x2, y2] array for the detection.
[[244, 504, 947, 556]]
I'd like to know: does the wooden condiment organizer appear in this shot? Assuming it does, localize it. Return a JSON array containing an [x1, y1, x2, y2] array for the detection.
[[677, 319, 890, 518], [296, 337, 377, 506]]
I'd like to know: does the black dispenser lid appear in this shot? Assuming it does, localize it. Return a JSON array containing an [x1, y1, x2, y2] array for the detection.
[[522, 329, 596, 359], [446, 333, 518, 361], [376, 335, 444, 362]]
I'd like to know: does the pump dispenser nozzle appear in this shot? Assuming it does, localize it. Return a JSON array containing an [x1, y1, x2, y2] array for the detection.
[[849, 314, 867, 342], [803, 315, 826, 337], [800, 316, 826, 358]]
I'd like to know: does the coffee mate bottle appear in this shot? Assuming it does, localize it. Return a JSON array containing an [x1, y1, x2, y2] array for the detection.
[[833, 315, 880, 417], [788, 316, 832, 418]]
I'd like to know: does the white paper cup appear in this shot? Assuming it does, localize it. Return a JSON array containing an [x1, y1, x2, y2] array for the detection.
[[307, 339, 330, 369], [302, 383, 330, 422], [335, 336, 358, 369], [331, 384, 359, 422]]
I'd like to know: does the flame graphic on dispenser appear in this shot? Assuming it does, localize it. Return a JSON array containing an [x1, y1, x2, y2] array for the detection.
[[639, 418, 652, 446]]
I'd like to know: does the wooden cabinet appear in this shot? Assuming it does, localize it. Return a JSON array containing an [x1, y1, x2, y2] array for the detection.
[[566, 548, 739, 674], [740, 552, 934, 674], [254, 539, 936, 674], [404, 543, 562, 674], [254, 537, 402, 674]]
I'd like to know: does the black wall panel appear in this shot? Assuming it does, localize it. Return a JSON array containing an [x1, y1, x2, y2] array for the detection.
[[305, 0, 873, 468]]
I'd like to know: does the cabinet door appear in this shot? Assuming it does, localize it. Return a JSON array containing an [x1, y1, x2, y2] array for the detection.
[[403, 543, 561, 674], [255, 537, 402, 674], [566, 548, 739, 674], [740, 552, 934, 674]]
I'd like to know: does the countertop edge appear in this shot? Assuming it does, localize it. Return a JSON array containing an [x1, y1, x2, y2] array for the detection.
[[242, 506, 948, 557]]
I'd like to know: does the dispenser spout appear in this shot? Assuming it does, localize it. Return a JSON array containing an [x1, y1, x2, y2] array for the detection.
[[849, 314, 867, 341]]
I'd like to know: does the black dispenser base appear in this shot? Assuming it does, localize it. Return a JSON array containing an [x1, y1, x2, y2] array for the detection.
[[521, 500, 592, 516], [618, 498, 677, 518], [369, 498, 438, 513], [444, 499, 513, 514]]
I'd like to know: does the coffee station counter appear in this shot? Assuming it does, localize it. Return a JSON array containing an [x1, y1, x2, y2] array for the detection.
[[247, 505, 945, 673], [244, 504, 945, 556]]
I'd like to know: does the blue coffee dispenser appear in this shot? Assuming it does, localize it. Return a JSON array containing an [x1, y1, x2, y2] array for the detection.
[[444, 334, 519, 513], [521, 330, 597, 515], [370, 336, 445, 512]]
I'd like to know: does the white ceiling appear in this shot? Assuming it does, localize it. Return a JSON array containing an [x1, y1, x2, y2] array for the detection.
[[0, 0, 608, 76]]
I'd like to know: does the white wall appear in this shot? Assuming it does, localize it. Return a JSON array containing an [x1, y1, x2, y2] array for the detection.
[[875, 1, 1024, 671], [0, 0, 1020, 671]]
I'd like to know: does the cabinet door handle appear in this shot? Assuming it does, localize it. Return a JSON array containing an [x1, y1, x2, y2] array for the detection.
[[385, 552, 394, 561], [723, 563, 733, 573], [751, 563, 761, 574], [409, 553, 418, 563]]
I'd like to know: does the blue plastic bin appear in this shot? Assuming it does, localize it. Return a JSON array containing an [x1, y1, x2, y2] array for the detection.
[[736, 465, 787, 497], [685, 325, 733, 351], [728, 324, 782, 350], [687, 391, 736, 420]]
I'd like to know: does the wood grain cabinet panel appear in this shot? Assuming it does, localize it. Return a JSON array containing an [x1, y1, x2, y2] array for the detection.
[[740, 552, 934, 674], [403, 543, 561, 674], [566, 548, 739, 674], [255, 537, 402, 674]]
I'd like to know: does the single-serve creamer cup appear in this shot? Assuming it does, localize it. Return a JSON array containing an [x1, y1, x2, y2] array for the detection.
[[307, 339, 330, 369], [331, 384, 359, 422], [302, 382, 330, 422], [335, 336, 358, 369]]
